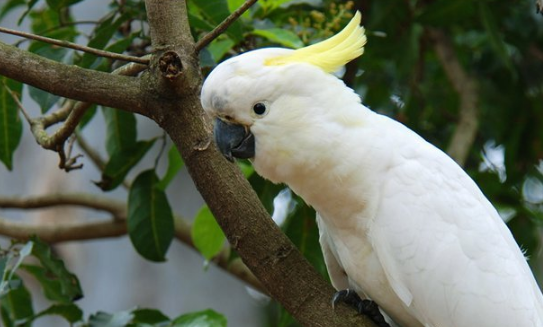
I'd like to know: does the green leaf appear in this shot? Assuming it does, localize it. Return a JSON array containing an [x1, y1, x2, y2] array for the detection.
[[22, 265, 67, 303], [45, 0, 84, 11], [128, 170, 175, 262], [28, 86, 60, 114], [207, 38, 236, 63], [27, 9, 77, 113], [132, 308, 170, 324], [284, 200, 327, 278], [29, 237, 83, 301], [415, 0, 475, 26], [76, 105, 98, 132], [0, 257, 7, 282], [0, 277, 33, 327], [172, 309, 227, 327], [79, 13, 131, 69], [89, 310, 134, 327], [192, 0, 244, 42], [6, 242, 33, 282], [32, 303, 83, 324], [227, 0, 251, 19], [17, 0, 39, 24], [237, 160, 254, 179], [0, 0, 25, 21], [191, 206, 225, 260], [478, 2, 515, 77], [97, 140, 156, 191], [102, 107, 137, 157], [157, 146, 184, 191], [252, 29, 304, 49], [0, 77, 22, 171]]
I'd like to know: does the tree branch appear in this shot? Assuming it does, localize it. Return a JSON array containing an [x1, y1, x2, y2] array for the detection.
[[0, 193, 126, 219], [428, 28, 479, 167], [0, 218, 127, 243], [0, 0, 373, 324], [0, 26, 149, 65], [145, 0, 193, 49], [143, 2, 373, 326], [0, 41, 146, 116], [0, 193, 264, 292], [194, 0, 259, 52]]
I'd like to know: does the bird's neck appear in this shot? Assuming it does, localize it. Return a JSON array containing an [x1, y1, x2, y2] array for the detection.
[[253, 104, 381, 229]]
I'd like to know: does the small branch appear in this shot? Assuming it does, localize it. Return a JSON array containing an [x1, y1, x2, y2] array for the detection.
[[0, 193, 264, 292], [0, 218, 127, 243], [3, 82, 31, 122], [0, 26, 149, 65], [31, 102, 93, 150], [194, 0, 258, 52], [428, 28, 479, 167], [111, 55, 151, 76], [0, 193, 126, 219]]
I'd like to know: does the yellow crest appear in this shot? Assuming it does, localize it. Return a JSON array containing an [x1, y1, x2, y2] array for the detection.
[[264, 11, 366, 73]]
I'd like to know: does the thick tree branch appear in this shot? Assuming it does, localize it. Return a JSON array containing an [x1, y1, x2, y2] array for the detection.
[[145, 0, 193, 49], [194, 0, 259, 52], [143, 2, 374, 326], [428, 28, 479, 167], [0, 26, 149, 64], [0, 41, 146, 116]]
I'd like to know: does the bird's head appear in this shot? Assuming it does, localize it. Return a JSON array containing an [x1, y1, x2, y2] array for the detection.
[[201, 12, 366, 180]]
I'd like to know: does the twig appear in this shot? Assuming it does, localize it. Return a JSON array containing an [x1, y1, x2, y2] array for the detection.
[[428, 28, 479, 167], [2, 81, 31, 123], [111, 55, 151, 75], [194, 0, 259, 52], [0, 26, 150, 65]]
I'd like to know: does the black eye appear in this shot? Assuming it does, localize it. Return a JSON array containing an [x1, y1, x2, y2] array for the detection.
[[253, 102, 267, 116]]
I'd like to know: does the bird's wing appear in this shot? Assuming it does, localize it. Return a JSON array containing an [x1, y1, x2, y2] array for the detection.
[[370, 134, 543, 327], [317, 213, 350, 290]]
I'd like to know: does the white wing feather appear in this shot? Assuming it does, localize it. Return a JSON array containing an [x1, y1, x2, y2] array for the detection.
[[370, 117, 543, 327]]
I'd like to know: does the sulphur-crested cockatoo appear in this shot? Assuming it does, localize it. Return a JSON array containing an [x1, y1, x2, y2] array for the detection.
[[200, 11, 543, 327]]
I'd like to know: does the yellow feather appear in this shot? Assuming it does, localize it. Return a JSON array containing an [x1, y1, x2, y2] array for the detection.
[[264, 11, 366, 73]]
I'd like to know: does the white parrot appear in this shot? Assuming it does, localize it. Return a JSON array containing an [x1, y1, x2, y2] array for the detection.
[[200, 12, 543, 327]]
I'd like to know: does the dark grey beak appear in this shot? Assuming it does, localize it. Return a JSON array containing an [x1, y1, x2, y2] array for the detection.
[[213, 117, 255, 162]]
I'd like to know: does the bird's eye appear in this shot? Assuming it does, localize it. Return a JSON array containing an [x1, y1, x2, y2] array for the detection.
[[253, 102, 267, 116]]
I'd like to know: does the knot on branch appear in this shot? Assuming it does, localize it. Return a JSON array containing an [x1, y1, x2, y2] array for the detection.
[[159, 50, 183, 81]]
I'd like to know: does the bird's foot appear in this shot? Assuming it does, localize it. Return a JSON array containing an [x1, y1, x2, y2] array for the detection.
[[332, 289, 390, 327]]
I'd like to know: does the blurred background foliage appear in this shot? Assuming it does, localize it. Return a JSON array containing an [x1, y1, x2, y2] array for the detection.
[[0, 0, 542, 326]]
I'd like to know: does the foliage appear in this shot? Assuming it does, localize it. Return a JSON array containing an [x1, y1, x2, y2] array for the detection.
[[0, 0, 543, 326], [0, 238, 227, 326]]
